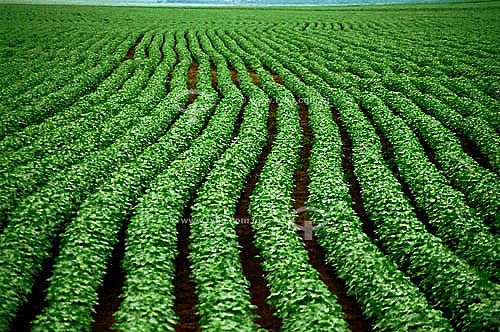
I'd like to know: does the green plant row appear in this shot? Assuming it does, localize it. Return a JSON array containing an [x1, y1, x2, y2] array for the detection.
[[411, 77, 500, 133], [437, 76, 500, 131], [0, 26, 116, 102], [0, 26, 88, 95], [0, 33, 140, 140], [0, 32, 170, 222], [0, 31, 121, 111], [222, 30, 350, 332], [280, 27, 500, 135], [269, 28, 500, 230], [0, 31, 154, 160], [30, 35, 218, 332], [0, 30, 194, 330], [241, 30, 500, 330], [231, 30, 455, 332], [0, 56, 136, 155], [360, 93, 500, 279], [381, 75, 500, 173], [114, 32, 243, 332], [302, 24, 499, 82], [0, 30, 172, 220], [185, 30, 268, 332]]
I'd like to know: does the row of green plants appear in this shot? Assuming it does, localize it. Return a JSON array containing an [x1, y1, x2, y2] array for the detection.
[[0, 32, 152, 157], [0, 30, 119, 111], [273, 28, 500, 231], [286, 27, 500, 136], [0, 55, 136, 155], [265, 29, 500, 277], [114, 30, 244, 332], [30, 31, 220, 332], [243, 31, 455, 331], [223, 30, 351, 332], [0, 29, 192, 330], [0, 32, 138, 140], [185, 30, 268, 331], [0, 32, 162, 223], [437, 76, 500, 131], [241, 30, 500, 331]]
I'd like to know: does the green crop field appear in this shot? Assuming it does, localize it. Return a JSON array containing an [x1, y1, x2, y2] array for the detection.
[[0, 2, 499, 331]]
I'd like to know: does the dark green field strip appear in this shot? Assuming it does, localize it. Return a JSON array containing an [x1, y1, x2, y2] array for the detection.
[[229, 30, 458, 332], [250, 29, 500, 275], [0, 27, 102, 100], [0, 33, 143, 140], [287, 25, 500, 111], [221, 30, 353, 332], [0, 32, 123, 112], [183, 30, 269, 332], [113, 32, 243, 332], [238, 30, 500, 331], [29, 31, 219, 332], [283, 28, 500, 133], [0, 30, 194, 331], [270, 28, 500, 231], [275, 28, 500, 167], [0, 32, 166, 225], [0, 40, 135, 138], [0, 56, 137, 155]]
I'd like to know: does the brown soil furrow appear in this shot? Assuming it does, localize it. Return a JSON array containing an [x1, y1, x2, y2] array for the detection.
[[123, 35, 143, 62], [187, 63, 199, 102], [234, 80, 280, 331], [330, 106, 377, 242], [293, 97, 372, 332], [174, 202, 201, 332], [90, 219, 129, 332], [210, 63, 222, 99], [228, 65, 247, 139], [9, 234, 63, 331], [359, 105, 437, 236], [247, 68, 262, 88]]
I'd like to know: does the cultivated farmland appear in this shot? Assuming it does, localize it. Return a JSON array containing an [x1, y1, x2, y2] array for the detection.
[[0, 2, 499, 331]]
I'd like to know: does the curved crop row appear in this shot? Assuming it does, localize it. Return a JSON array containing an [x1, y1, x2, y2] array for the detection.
[[186, 30, 268, 332], [30, 33, 218, 332], [0, 32, 167, 222], [0, 33, 140, 139], [230, 29, 456, 331], [237, 30, 500, 331], [0, 31, 122, 111], [220, 30, 350, 332], [263, 28, 500, 230], [0, 30, 193, 330], [114, 32, 243, 332]]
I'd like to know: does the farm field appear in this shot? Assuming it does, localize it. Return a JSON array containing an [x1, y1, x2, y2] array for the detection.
[[0, 2, 500, 331]]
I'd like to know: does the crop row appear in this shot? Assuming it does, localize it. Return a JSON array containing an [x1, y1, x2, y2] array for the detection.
[[0, 32, 140, 140], [0, 32, 162, 223], [220, 30, 351, 332], [234, 29, 500, 330], [114, 30, 243, 332], [29, 30, 220, 332], [0, 29, 191, 330], [271, 28, 500, 230], [260, 29, 500, 277]]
